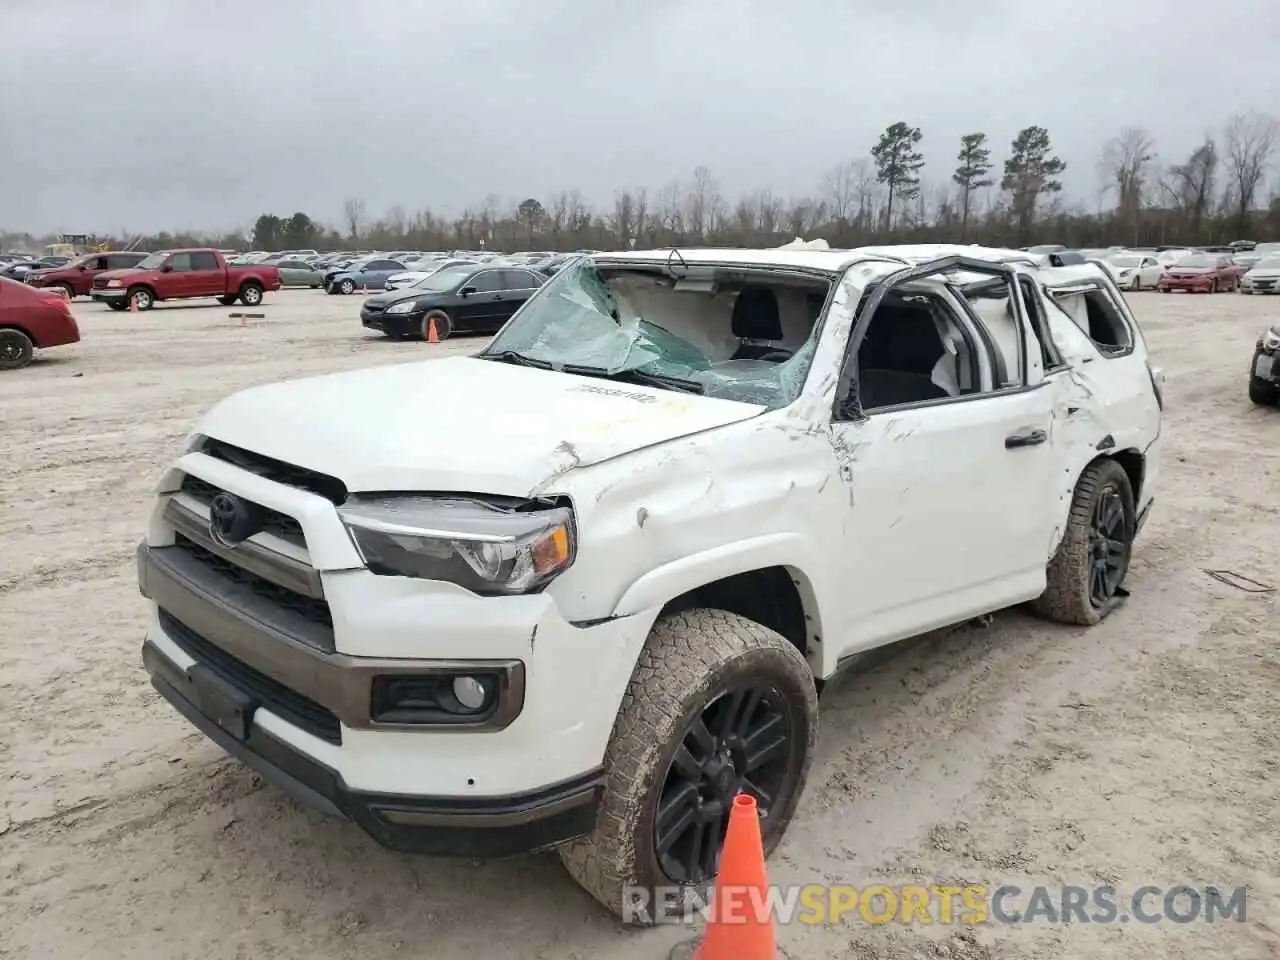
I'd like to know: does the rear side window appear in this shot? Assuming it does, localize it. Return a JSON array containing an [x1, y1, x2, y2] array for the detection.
[[190, 251, 219, 270], [1047, 284, 1134, 357], [501, 269, 540, 290]]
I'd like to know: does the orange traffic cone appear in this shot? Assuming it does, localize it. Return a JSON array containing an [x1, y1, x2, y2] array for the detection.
[[689, 794, 778, 960], [129, 295, 138, 313], [426, 316, 440, 343]]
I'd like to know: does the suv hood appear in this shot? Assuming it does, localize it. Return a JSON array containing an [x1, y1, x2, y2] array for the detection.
[[194, 356, 765, 496]]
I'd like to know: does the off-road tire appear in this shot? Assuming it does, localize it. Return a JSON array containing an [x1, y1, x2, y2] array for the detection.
[[0, 328, 35, 370], [422, 309, 452, 341], [239, 283, 264, 306], [217, 294, 238, 306], [1031, 458, 1135, 626], [128, 286, 154, 311], [1249, 377, 1278, 406], [558, 608, 818, 923]]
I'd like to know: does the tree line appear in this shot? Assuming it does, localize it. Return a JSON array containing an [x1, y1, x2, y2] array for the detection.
[[6, 112, 1278, 256]]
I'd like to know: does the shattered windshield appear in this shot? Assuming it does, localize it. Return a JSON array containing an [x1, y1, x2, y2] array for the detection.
[[480, 258, 828, 409]]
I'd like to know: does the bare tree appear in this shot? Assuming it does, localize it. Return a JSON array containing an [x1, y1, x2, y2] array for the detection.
[[1224, 111, 1279, 236], [563, 189, 586, 243], [821, 160, 858, 223], [632, 188, 649, 248], [685, 166, 719, 238], [611, 191, 635, 249], [656, 180, 684, 236], [546, 191, 568, 248], [1099, 127, 1156, 243], [1168, 138, 1218, 240], [342, 197, 366, 242], [755, 189, 782, 238], [732, 195, 757, 241]]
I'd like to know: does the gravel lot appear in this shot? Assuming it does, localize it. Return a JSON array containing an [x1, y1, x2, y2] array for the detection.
[[1, 288, 1277, 960]]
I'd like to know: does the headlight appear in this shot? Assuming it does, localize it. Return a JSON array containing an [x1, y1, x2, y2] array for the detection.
[[1263, 330, 1280, 350], [385, 300, 419, 315], [107, 279, 122, 287], [338, 496, 576, 595]]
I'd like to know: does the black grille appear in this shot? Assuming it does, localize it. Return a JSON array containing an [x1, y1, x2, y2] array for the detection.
[[363, 303, 385, 315], [179, 474, 304, 547], [198, 438, 347, 504], [159, 610, 341, 744], [173, 534, 331, 627], [92, 277, 109, 289]]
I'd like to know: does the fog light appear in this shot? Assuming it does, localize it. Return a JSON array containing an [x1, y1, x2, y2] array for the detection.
[[453, 676, 488, 711]]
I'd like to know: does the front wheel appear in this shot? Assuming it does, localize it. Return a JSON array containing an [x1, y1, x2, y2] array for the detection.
[[1209, 279, 1219, 294], [56, 283, 75, 300], [107, 301, 129, 312], [0, 328, 35, 370], [128, 286, 154, 311], [217, 294, 238, 306], [1249, 377, 1279, 406], [1031, 458, 1135, 626], [421, 309, 452, 341], [559, 609, 817, 923], [239, 283, 263, 306], [338, 279, 355, 295]]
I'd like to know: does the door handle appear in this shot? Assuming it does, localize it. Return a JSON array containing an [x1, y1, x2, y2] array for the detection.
[[1006, 428, 1047, 449]]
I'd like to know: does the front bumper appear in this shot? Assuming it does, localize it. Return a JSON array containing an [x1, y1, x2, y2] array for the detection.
[[361, 308, 422, 335], [1253, 348, 1280, 385], [1158, 280, 1214, 292], [144, 638, 603, 856], [91, 288, 128, 300]]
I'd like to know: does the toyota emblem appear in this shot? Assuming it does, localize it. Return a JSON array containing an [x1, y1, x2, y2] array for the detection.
[[208, 492, 263, 547]]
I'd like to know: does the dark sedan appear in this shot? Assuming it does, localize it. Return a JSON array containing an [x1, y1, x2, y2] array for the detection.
[[360, 263, 546, 340]]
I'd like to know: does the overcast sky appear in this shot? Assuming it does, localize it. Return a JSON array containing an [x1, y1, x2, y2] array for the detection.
[[3, 0, 1278, 235]]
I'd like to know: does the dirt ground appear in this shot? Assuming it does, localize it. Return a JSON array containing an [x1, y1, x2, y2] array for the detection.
[[1, 288, 1277, 960]]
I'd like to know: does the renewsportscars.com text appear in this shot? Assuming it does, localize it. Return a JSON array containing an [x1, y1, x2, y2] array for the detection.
[[622, 883, 1248, 926]]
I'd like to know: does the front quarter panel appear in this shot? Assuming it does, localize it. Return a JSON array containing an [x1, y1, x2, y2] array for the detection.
[[545, 411, 844, 656]]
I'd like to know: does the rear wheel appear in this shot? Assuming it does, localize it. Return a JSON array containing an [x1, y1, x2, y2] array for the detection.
[[1031, 458, 1135, 626], [0, 329, 35, 370]]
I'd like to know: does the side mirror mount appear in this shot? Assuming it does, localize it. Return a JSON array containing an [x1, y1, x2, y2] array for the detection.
[[459, 286, 475, 297], [78, 264, 88, 271], [160, 264, 173, 273]]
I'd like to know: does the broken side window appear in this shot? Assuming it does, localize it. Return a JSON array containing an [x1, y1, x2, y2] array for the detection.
[[1046, 283, 1134, 357]]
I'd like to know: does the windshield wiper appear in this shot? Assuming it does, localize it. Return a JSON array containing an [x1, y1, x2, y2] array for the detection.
[[481, 350, 553, 369], [562, 364, 705, 395], [481, 352, 705, 395]]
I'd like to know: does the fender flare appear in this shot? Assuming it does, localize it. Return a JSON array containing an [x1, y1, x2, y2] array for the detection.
[[611, 533, 825, 634]]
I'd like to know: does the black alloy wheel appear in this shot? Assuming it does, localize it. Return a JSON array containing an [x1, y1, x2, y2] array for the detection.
[[1088, 488, 1131, 609], [654, 683, 794, 884]]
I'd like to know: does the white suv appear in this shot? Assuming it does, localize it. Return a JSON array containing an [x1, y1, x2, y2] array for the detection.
[[137, 245, 1162, 921]]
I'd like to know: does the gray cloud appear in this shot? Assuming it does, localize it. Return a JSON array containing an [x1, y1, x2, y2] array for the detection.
[[3, 0, 1278, 234]]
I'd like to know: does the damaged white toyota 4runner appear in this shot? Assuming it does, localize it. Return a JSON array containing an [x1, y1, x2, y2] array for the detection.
[[138, 246, 1162, 920]]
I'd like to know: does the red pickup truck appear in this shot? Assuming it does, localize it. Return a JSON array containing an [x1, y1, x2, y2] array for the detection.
[[25, 251, 151, 299], [90, 248, 281, 311]]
